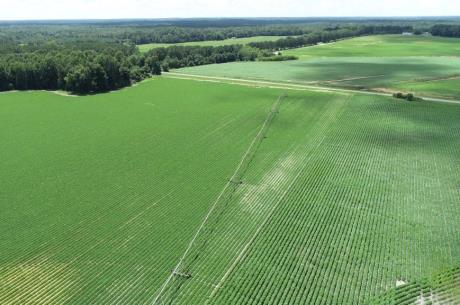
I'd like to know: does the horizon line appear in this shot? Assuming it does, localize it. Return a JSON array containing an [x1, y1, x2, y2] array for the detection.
[[1, 16, 460, 22]]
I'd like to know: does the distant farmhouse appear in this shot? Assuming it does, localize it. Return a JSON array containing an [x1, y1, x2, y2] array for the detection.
[[402, 32, 414, 36]]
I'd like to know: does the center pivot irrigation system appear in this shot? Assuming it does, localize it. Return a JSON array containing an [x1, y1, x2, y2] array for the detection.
[[151, 94, 286, 305]]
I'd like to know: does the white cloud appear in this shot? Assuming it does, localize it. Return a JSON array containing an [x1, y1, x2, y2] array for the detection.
[[0, 0, 459, 20]]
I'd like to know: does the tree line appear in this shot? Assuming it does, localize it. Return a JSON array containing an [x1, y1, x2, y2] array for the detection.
[[0, 24, 314, 46], [431, 25, 460, 38], [248, 25, 413, 50], [146, 45, 259, 70], [124, 25, 310, 44], [0, 45, 161, 94], [0, 42, 262, 94]]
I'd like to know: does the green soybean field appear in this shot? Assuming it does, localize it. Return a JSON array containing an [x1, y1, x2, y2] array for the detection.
[[1, 76, 459, 304]]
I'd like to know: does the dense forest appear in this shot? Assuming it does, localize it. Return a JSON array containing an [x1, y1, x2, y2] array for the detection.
[[0, 42, 262, 94], [431, 24, 460, 37], [1, 18, 460, 94], [0, 44, 161, 94], [0, 24, 315, 45], [0, 41, 265, 94]]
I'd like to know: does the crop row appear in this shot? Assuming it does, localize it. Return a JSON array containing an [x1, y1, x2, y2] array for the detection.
[[157, 94, 460, 304], [0, 79, 280, 305], [155, 93, 350, 304]]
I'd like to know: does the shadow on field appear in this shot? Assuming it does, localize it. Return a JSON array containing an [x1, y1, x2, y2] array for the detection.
[[291, 60, 455, 87], [337, 100, 460, 151]]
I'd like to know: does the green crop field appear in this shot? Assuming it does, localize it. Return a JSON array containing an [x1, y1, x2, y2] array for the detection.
[[284, 34, 460, 58], [1, 77, 460, 304], [173, 56, 460, 87], [173, 35, 460, 100], [0, 78, 280, 304], [393, 77, 460, 100], [138, 36, 288, 52], [153, 86, 460, 305]]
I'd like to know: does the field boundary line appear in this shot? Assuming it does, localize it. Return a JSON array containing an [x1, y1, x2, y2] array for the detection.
[[164, 72, 460, 105], [319, 74, 385, 83], [150, 94, 286, 305]]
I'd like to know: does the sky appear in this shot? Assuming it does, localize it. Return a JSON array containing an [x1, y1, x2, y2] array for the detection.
[[0, 0, 459, 20]]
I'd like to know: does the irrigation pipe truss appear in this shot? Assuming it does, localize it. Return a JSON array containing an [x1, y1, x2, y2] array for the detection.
[[151, 94, 286, 305]]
